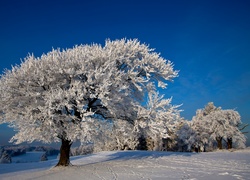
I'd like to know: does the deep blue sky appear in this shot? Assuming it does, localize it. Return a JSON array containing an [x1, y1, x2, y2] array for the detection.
[[0, 0, 250, 146]]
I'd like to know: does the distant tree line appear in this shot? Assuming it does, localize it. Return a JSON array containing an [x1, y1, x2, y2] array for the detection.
[[92, 102, 247, 153], [176, 102, 247, 152], [0, 145, 60, 163]]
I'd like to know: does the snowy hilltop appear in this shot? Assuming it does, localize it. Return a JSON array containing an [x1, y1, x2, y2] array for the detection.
[[0, 149, 250, 180]]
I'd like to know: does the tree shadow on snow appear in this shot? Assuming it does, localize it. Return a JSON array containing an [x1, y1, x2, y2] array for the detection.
[[0, 151, 197, 175], [102, 150, 197, 161], [70, 150, 198, 168]]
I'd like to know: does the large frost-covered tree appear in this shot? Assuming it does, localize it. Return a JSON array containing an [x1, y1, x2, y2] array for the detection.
[[0, 39, 178, 166]]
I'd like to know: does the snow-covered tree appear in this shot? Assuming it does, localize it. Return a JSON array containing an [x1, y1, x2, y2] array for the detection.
[[176, 121, 196, 151], [190, 102, 246, 150], [93, 119, 140, 151], [0, 147, 4, 158], [136, 90, 181, 151], [188, 102, 221, 151], [93, 90, 182, 152], [40, 153, 48, 161], [204, 109, 246, 149], [0, 39, 178, 166]]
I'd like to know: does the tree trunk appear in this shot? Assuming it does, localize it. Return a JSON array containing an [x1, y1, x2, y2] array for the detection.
[[56, 139, 72, 166], [136, 136, 147, 150], [227, 138, 233, 149], [216, 137, 223, 149]]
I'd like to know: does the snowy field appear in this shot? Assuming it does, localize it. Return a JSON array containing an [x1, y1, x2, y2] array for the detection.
[[0, 149, 250, 180]]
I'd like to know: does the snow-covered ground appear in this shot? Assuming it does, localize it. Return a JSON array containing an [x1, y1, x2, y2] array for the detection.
[[0, 149, 250, 180]]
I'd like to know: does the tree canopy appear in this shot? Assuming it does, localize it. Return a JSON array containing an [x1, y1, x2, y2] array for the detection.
[[177, 102, 246, 151], [0, 39, 178, 166]]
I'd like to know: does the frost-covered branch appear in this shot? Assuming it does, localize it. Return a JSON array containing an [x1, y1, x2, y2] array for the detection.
[[0, 39, 178, 165]]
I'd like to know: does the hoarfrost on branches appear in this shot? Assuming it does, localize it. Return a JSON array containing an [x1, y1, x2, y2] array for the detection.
[[137, 91, 181, 135], [93, 90, 182, 152], [178, 102, 247, 151], [0, 39, 178, 165], [203, 109, 246, 149]]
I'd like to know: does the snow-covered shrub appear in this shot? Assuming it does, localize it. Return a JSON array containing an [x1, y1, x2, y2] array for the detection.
[[40, 153, 48, 161], [0, 151, 12, 164], [136, 91, 182, 151], [0, 147, 3, 158]]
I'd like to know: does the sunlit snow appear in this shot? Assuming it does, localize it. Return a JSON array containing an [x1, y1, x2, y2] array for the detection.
[[0, 149, 249, 180]]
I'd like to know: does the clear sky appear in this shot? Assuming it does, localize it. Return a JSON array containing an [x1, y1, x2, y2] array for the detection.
[[0, 0, 250, 146]]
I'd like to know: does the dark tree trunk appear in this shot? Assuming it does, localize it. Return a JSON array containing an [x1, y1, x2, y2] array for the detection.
[[136, 136, 148, 150], [216, 137, 223, 149], [56, 139, 72, 166], [194, 146, 200, 153], [227, 138, 233, 149]]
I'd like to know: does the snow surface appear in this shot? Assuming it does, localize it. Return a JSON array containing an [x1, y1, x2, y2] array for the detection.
[[0, 149, 250, 180]]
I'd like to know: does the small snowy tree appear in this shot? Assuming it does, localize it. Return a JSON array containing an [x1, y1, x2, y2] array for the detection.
[[0, 39, 178, 166], [0, 147, 3, 158], [136, 90, 181, 151], [40, 153, 48, 161], [191, 102, 246, 150], [189, 102, 222, 151], [176, 121, 195, 151], [204, 109, 246, 149], [176, 120, 208, 152]]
